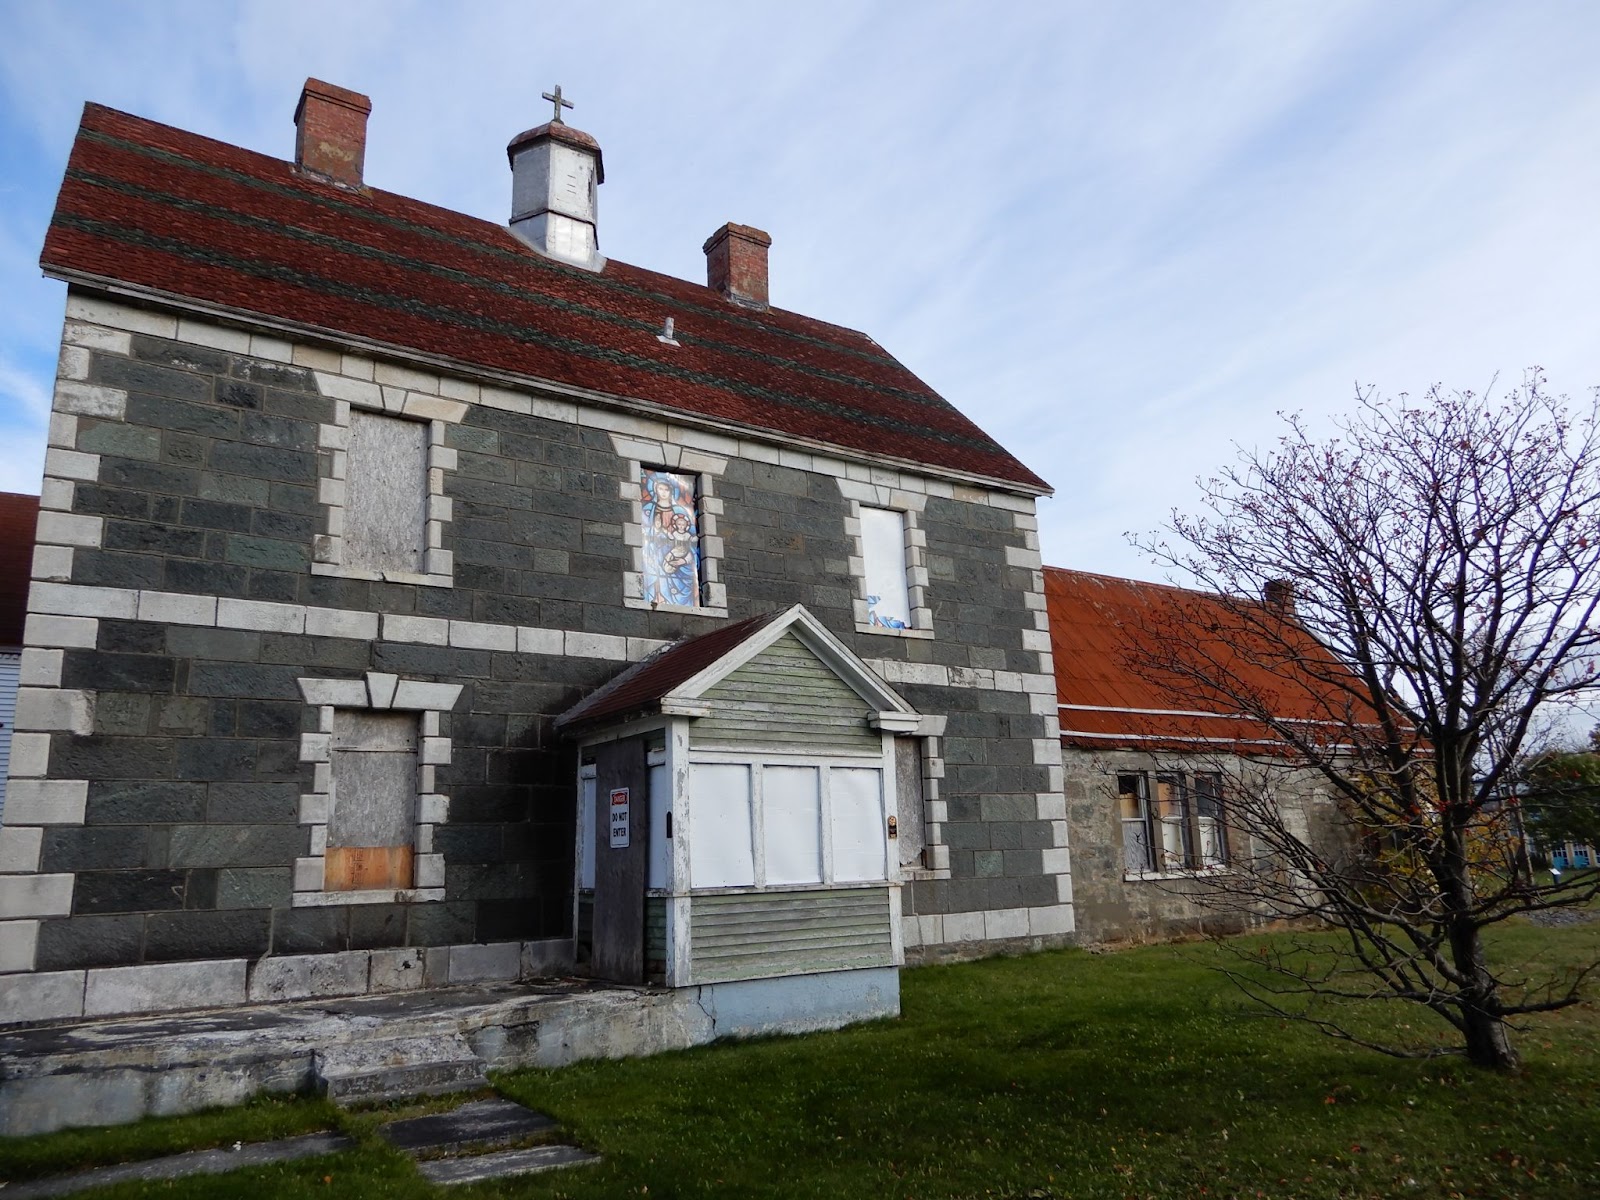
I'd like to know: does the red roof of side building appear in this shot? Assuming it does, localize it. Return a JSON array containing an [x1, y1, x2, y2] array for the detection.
[[40, 103, 1048, 494], [1045, 566, 1373, 754], [0, 493, 39, 648]]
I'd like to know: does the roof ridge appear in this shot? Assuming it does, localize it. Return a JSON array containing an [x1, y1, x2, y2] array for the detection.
[[75, 116, 909, 369], [53, 208, 1013, 461], [1044, 564, 1274, 608], [46, 101, 1048, 491], [63, 155, 964, 414]]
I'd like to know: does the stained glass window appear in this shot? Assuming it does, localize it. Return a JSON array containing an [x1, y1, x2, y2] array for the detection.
[[640, 469, 702, 607]]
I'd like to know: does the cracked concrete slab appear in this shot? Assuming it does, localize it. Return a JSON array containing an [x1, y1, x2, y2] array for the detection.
[[0, 980, 712, 1136]]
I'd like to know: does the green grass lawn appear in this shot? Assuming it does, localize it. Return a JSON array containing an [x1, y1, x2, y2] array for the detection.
[[3, 919, 1597, 1199]]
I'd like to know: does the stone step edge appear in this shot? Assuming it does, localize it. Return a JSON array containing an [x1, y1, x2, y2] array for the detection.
[[417, 1144, 601, 1186]]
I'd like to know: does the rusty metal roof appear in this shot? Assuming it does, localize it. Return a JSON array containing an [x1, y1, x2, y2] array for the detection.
[[1045, 566, 1366, 753], [556, 610, 783, 733]]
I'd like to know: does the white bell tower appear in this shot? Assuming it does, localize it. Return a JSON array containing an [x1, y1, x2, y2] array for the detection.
[[507, 85, 605, 271]]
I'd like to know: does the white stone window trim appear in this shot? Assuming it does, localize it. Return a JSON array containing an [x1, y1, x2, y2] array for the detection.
[[293, 672, 463, 907], [900, 726, 953, 880], [838, 481, 933, 638], [1123, 867, 1239, 883], [310, 370, 466, 588], [611, 438, 729, 617]]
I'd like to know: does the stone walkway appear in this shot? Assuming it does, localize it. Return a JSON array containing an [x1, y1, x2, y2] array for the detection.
[[3, 1132, 354, 1198], [379, 1097, 599, 1185], [3, 1097, 598, 1195]]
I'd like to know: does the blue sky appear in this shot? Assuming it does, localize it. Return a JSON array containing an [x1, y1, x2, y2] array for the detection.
[[3, 0, 1600, 584]]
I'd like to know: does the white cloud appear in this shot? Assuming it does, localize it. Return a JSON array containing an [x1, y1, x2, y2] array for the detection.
[[2, 0, 1599, 585]]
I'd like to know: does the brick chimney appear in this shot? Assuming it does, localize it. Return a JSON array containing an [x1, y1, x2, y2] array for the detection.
[[703, 223, 771, 308], [294, 78, 372, 188], [1264, 579, 1296, 614]]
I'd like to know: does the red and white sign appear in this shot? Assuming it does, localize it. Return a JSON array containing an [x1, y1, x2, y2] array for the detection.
[[608, 787, 630, 849]]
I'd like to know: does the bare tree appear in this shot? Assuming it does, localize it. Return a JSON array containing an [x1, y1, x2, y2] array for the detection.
[[1130, 373, 1600, 1070]]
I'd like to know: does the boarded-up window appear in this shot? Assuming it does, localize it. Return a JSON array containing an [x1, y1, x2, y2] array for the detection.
[[830, 767, 886, 882], [346, 411, 427, 575], [647, 756, 671, 890], [860, 507, 911, 629], [763, 766, 822, 885], [327, 711, 417, 890], [690, 763, 755, 888], [689, 760, 887, 889]]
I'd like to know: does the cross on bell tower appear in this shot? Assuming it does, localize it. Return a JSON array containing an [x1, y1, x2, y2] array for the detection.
[[508, 84, 604, 270], [541, 85, 574, 125]]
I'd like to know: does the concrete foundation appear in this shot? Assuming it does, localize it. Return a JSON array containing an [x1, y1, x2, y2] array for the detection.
[[0, 967, 899, 1136]]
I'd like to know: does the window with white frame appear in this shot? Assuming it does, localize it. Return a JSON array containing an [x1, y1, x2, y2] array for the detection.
[[846, 498, 931, 636], [638, 468, 704, 607], [1117, 771, 1228, 873], [294, 673, 459, 906], [688, 756, 888, 890], [326, 710, 418, 890], [617, 458, 728, 616], [313, 401, 456, 587], [860, 507, 912, 629], [345, 411, 427, 575]]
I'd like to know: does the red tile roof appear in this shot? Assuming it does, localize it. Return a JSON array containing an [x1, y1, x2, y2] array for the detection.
[[41, 104, 1047, 493], [0, 493, 38, 648], [557, 610, 783, 732], [1045, 566, 1370, 753]]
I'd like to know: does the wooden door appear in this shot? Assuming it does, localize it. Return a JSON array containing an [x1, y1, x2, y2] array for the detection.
[[591, 735, 649, 983]]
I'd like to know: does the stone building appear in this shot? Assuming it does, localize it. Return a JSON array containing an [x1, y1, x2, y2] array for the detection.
[[0, 80, 1072, 1027], [1044, 567, 1342, 944]]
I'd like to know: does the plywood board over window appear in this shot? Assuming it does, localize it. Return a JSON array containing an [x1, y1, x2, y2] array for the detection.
[[327, 710, 418, 890], [345, 411, 427, 576]]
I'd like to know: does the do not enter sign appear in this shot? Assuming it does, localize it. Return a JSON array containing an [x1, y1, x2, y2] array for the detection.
[[608, 787, 630, 849]]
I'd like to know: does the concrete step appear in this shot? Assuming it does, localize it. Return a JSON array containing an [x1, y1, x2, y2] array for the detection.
[[417, 1143, 600, 1186], [314, 1033, 487, 1105], [379, 1097, 557, 1154]]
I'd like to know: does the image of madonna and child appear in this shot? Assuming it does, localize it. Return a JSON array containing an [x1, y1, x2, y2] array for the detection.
[[640, 471, 702, 606]]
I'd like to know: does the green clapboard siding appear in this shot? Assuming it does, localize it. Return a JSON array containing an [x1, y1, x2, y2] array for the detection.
[[646, 895, 667, 963], [692, 632, 878, 750], [689, 886, 893, 983]]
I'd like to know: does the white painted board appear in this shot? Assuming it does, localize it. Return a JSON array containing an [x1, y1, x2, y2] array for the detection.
[[830, 767, 887, 882], [762, 766, 822, 885], [690, 763, 754, 888]]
